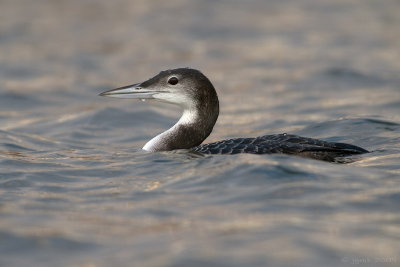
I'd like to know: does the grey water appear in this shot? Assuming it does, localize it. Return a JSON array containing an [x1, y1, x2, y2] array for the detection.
[[1, 0, 400, 266]]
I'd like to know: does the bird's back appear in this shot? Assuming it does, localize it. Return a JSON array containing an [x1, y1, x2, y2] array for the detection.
[[192, 134, 368, 162]]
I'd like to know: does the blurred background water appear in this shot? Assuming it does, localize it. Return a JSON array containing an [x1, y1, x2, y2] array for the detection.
[[1, 0, 400, 266]]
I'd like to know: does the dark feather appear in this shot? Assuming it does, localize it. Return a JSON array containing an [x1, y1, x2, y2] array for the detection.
[[192, 134, 368, 162]]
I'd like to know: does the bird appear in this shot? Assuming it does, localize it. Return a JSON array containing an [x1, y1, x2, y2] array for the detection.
[[99, 68, 368, 162]]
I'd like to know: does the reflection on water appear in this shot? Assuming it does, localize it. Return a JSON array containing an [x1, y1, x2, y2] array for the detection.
[[1, 0, 400, 266]]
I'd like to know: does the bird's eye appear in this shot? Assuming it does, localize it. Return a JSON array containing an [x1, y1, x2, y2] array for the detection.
[[168, 76, 179, 85]]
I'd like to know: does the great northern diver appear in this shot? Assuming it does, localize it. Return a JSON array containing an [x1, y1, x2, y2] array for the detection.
[[99, 68, 368, 161]]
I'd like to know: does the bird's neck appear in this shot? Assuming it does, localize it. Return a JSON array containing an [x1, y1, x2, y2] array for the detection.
[[143, 102, 219, 152]]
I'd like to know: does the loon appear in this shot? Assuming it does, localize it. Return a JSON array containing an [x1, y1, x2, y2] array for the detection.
[[99, 68, 368, 161]]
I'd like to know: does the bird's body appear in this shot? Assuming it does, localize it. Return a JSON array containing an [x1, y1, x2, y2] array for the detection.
[[100, 68, 368, 162], [192, 133, 367, 162]]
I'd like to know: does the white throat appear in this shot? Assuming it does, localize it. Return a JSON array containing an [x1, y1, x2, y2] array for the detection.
[[142, 109, 199, 151]]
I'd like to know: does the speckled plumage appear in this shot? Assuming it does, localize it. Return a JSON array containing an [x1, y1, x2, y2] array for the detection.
[[192, 133, 368, 161]]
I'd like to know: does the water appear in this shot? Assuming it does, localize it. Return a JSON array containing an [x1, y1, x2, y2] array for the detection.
[[1, 0, 400, 266]]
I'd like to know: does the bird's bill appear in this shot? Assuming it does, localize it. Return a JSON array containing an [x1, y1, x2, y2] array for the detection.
[[99, 83, 160, 99]]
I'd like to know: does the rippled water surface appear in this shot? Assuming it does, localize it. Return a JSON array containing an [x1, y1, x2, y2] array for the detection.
[[1, 0, 400, 266]]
